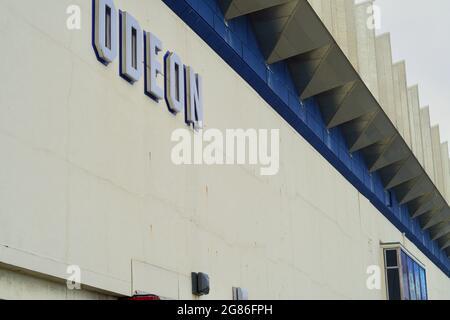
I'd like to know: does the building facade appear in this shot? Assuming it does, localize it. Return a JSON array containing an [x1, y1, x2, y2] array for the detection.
[[0, 0, 449, 299]]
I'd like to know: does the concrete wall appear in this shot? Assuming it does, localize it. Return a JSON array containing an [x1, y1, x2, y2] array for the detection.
[[407, 86, 425, 165], [375, 33, 396, 125], [308, 0, 322, 15], [392, 62, 412, 147], [442, 143, 450, 203], [354, 1, 379, 99], [420, 107, 435, 182], [311, 1, 450, 211], [341, 0, 359, 70], [331, 0, 359, 69], [0, 0, 449, 300], [431, 126, 445, 195], [316, 0, 333, 32], [308, 0, 359, 69]]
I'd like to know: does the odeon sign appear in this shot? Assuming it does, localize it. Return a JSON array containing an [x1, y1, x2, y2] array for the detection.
[[92, 0, 203, 129]]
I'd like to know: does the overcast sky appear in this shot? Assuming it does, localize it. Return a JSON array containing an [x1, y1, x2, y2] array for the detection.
[[373, 0, 450, 155]]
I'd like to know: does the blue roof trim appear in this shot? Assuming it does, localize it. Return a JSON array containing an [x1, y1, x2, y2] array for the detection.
[[162, 0, 450, 277]]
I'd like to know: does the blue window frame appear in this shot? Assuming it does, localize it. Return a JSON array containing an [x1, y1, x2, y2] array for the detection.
[[384, 247, 428, 300]]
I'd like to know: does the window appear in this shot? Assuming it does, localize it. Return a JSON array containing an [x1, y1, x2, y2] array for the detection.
[[383, 246, 428, 300]]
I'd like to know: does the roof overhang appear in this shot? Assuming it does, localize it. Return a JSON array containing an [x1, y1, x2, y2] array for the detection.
[[219, 0, 450, 258]]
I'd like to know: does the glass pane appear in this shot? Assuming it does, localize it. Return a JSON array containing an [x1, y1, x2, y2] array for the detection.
[[401, 251, 410, 300], [387, 268, 402, 300], [385, 249, 398, 267], [414, 263, 421, 300], [407, 257, 417, 300], [419, 268, 428, 300]]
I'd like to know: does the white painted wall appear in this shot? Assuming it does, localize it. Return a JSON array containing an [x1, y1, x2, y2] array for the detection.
[[0, 267, 114, 300], [0, 0, 449, 300]]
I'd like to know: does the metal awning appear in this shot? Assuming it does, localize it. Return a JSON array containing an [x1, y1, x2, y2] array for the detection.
[[219, 0, 450, 257]]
